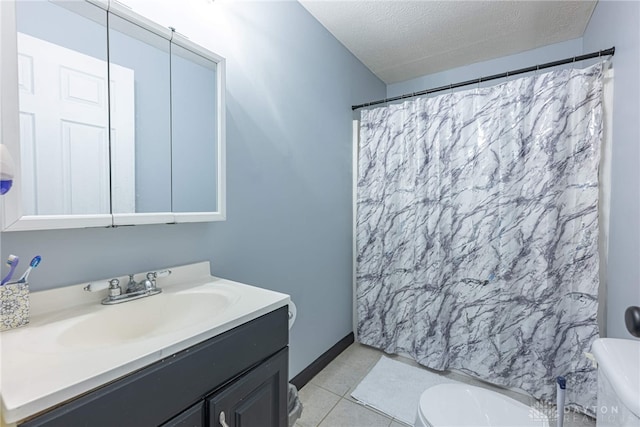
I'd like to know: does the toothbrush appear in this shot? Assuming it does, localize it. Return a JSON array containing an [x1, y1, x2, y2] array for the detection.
[[0, 254, 19, 286], [556, 376, 566, 427], [16, 255, 41, 283]]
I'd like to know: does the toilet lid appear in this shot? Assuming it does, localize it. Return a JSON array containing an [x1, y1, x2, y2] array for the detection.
[[418, 383, 549, 427]]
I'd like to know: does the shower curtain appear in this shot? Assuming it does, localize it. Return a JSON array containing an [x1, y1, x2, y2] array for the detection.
[[356, 62, 605, 414]]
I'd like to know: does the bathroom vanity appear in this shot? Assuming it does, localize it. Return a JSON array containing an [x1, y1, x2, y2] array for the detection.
[[0, 262, 290, 427]]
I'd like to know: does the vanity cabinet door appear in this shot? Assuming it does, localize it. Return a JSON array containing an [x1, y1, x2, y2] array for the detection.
[[161, 402, 204, 427], [208, 348, 288, 427]]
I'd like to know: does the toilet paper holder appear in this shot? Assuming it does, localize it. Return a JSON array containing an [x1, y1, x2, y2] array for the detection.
[[625, 306, 640, 338], [288, 301, 297, 330]]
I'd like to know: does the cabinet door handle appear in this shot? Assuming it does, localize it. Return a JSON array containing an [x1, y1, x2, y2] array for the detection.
[[219, 411, 230, 427]]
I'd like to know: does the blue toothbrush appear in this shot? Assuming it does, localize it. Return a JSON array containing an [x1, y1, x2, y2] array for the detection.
[[0, 254, 19, 285], [17, 255, 41, 284]]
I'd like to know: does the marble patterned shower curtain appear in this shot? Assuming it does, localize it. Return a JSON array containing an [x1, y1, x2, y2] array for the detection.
[[356, 63, 605, 414]]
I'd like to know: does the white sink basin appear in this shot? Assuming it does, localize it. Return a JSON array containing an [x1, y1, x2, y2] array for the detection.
[[0, 262, 290, 425], [57, 291, 235, 348]]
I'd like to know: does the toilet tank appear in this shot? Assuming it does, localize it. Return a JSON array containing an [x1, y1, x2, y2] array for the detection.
[[592, 338, 640, 426]]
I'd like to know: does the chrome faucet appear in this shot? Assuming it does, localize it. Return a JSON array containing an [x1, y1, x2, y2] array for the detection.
[[123, 273, 155, 294], [132, 271, 167, 293], [84, 270, 171, 305]]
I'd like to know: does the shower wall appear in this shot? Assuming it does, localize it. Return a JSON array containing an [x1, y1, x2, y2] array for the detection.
[[583, 0, 640, 341]]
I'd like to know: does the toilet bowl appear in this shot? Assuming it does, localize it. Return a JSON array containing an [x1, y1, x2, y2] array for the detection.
[[415, 383, 549, 427]]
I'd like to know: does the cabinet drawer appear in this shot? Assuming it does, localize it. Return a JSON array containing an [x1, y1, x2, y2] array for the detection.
[[20, 307, 288, 427], [208, 348, 288, 427]]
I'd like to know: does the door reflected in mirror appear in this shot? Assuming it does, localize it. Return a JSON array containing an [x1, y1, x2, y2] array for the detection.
[[16, 0, 110, 215], [5, 0, 226, 231]]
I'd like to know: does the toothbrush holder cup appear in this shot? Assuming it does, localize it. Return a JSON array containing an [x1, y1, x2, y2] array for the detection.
[[1, 282, 29, 331]]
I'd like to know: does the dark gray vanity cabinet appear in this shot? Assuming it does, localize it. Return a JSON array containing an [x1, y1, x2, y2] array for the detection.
[[161, 403, 205, 427], [19, 307, 288, 427], [208, 349, 287, 427]]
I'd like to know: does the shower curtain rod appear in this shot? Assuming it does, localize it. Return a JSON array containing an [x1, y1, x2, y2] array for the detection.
[[352, 47, 615, 110]]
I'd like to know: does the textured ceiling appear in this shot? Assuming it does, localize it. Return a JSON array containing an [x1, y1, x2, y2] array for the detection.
[[298, 1, 597, 84]]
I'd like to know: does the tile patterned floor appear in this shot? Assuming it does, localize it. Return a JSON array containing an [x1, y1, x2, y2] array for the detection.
[[294, 342, 596, 427]]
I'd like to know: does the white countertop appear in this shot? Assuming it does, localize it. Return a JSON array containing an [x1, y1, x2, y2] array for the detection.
[[0, 262, 289, 424]]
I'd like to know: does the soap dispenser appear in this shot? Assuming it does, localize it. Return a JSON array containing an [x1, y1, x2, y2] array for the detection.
[[0, 144, 15, 195]]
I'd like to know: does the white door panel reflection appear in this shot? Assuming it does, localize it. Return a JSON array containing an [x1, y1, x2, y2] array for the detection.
[[60, 120, 108, 214], [17, 32, 134, 216]]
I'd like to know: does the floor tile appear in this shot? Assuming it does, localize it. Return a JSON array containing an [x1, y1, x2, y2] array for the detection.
[[311, 360, 370, 396], [318, 399, 392, 427], [295, 383, 341, 427], [333, 343, 382, 369], [310, 346, 377, 396]]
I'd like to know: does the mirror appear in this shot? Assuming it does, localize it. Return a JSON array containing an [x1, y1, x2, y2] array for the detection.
[[108, 13, 172, 214], [171, 42, 218, 213], [2, 0, 226, 231], [15, 0, 110, 216]]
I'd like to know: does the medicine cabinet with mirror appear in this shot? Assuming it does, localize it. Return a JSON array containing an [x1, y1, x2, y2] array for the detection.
[[0, 0, 226, 231]]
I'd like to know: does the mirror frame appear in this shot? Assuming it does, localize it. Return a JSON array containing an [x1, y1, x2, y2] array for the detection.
[[0, 0, 226, 231]]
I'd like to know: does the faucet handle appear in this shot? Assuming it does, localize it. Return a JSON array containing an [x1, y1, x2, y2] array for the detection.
[[108, 279, 122, 297], [147, 270, 171, 279], [143, 270, 171, 291], [84, 278, 122, 298]]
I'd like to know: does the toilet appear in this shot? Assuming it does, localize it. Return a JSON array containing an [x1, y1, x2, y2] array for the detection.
[[415, 383, 550, 427], [592, 338, 640, 427]]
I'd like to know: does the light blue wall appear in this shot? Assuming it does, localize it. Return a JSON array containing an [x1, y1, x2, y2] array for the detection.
[[1, 0, 386, 377], [202, 1, 386, 376], [583, 0, 640, 340]]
